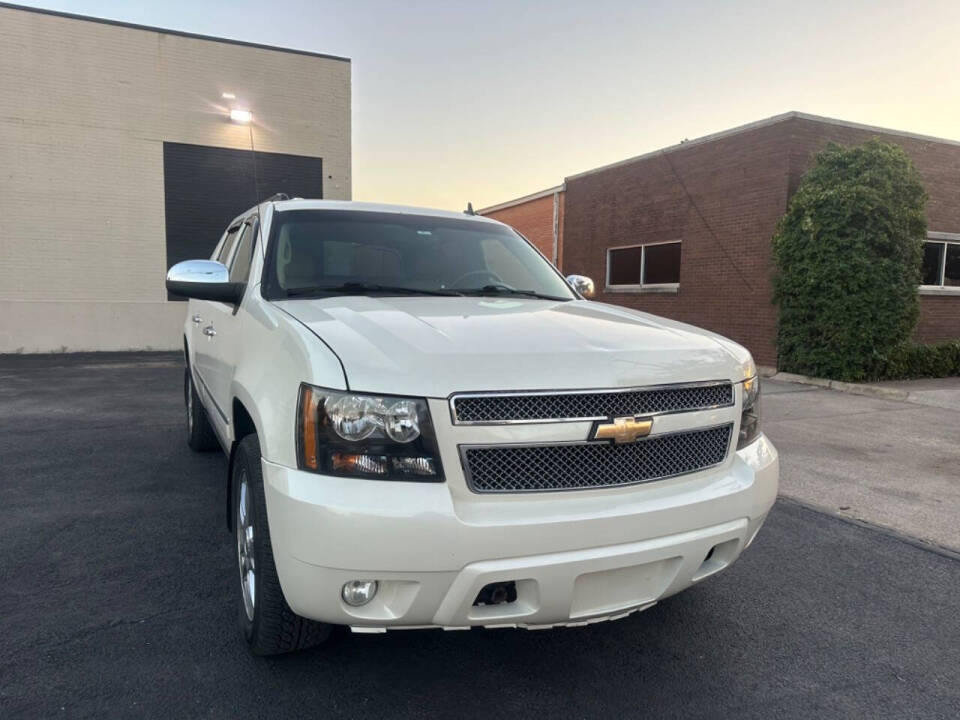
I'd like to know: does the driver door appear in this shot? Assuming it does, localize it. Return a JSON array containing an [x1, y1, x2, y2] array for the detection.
[[193, 221, 243, 436], [196, 218, 257, 438]]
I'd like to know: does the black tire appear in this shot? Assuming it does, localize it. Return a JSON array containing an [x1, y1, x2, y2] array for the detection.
[[185, 368, 218, 452], [233, 433, 333, 655]]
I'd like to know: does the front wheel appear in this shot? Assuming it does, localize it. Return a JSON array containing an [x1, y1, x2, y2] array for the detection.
[[233, 434, 333, 655]]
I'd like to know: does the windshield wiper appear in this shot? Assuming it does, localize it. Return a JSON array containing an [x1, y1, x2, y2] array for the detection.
[[284, 282, 463, 298], [459, 285, 570, 301]]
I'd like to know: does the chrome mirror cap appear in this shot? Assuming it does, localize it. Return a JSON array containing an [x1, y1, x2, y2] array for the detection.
[[565, 274, 595, 299], [166, 259, 229, 285], [166, 260, 243, 303]]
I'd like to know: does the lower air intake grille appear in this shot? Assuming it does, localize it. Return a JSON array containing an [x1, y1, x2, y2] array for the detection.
[[462, 424, 733, 493]]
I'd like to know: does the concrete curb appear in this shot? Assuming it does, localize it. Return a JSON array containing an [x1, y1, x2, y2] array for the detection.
[[769, 371, 911, 401]]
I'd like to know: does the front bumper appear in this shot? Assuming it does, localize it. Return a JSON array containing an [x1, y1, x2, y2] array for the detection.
[[261, 434, 778, 631]]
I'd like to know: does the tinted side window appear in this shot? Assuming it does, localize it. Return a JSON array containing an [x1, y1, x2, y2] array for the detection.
[[229, 223, 256, 282]]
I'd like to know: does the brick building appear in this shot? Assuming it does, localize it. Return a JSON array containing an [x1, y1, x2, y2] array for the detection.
[[480, 112, 960, 367], [479, 185, 565, 266], [0, 2, 351, 352]]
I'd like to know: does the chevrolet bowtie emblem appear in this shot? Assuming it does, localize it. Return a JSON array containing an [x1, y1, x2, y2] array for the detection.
[[591, 416, 654, 444]]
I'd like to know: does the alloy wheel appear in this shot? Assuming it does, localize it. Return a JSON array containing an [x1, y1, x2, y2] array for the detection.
[[237, 471, 256, 622]]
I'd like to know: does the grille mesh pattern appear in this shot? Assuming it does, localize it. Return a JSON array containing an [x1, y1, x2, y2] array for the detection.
[[463, 424, 732, 493], [453, 383, 733, 423]]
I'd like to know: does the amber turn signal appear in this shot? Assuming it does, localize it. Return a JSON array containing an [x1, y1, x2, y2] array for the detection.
[[299, 386, 321, 470]]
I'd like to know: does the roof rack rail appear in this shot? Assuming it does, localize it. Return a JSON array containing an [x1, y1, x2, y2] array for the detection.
[[264, 193, 290, 202]]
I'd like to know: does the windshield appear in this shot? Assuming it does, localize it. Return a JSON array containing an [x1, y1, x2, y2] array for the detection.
[[261, 209, 575, 301]]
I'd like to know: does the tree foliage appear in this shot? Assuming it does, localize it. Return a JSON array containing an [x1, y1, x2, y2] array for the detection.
[[772, 140, 928, 381]]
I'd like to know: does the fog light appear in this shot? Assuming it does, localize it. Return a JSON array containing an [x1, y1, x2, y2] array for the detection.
[[341, 580, 378, 607]]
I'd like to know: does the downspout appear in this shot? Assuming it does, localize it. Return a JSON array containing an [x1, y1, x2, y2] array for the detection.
[[552, 190, 560, 267]]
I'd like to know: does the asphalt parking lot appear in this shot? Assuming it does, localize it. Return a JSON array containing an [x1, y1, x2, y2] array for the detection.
[[762, 378, 960, 551], [2, 353, 959, 719]]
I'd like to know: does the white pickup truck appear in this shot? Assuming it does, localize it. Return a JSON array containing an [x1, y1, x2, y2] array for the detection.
[[166, 198, 778, 655]]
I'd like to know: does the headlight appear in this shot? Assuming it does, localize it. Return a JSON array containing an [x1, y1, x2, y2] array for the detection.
[[297, 385, 443, 481], [737, 374, 762, 449]]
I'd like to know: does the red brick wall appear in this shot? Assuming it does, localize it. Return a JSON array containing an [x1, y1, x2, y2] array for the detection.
[[786, 117, 960, 345], [563, 115, 960, 368], [563, 122, 795, 366], [482, 191, 563, 266], [916, 297, 960, 343]]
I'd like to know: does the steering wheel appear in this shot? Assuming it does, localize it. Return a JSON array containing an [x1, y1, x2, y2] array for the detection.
[[449, 269, 506, 289]]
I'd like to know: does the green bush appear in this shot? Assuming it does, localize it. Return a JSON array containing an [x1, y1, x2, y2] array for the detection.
[[876, 340, 960, 380], [772, 139, 928, 381]]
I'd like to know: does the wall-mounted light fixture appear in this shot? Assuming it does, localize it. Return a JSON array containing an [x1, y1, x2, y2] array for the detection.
[[221, 92, 236, 99], [229, 108, 253, 124]]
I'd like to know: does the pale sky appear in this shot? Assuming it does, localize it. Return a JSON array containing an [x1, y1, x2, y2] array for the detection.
[[13, 0, 960, 210]]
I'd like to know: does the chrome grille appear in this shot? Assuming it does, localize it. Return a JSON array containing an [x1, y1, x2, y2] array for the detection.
[[462, 424, 733, 493], [451, 382, 733, 424]]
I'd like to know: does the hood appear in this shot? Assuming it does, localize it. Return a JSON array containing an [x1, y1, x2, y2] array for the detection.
[[275, 296, 748, 397]]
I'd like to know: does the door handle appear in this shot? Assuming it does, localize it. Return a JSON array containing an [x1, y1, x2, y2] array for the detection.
[[192, 314, 203, 324], [203, 325, 217, 337]]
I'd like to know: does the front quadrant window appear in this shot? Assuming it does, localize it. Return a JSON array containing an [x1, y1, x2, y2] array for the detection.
[[229, 222, 257, 283], [607, 241, 681, 288], [217, 226, 242, 266], [921, 239, 960, 288]]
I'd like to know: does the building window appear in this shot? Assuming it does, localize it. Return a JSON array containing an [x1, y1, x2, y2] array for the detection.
[[606, 241, 681, 290], [921, 237, 960, 289]]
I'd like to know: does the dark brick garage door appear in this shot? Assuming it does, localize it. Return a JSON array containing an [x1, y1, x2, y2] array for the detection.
[[163, 142, 325, 299]]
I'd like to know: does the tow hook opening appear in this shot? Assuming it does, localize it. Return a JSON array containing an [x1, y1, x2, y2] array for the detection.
[[692, 538, 741, 581], [473, 581, 518, 607]]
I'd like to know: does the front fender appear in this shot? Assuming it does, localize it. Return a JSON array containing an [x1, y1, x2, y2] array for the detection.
[[231, 295, 348, 467]]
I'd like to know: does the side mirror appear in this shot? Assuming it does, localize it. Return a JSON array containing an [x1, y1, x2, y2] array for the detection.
[[565, 274, 595, 299], [166, 260, 244, 303]]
